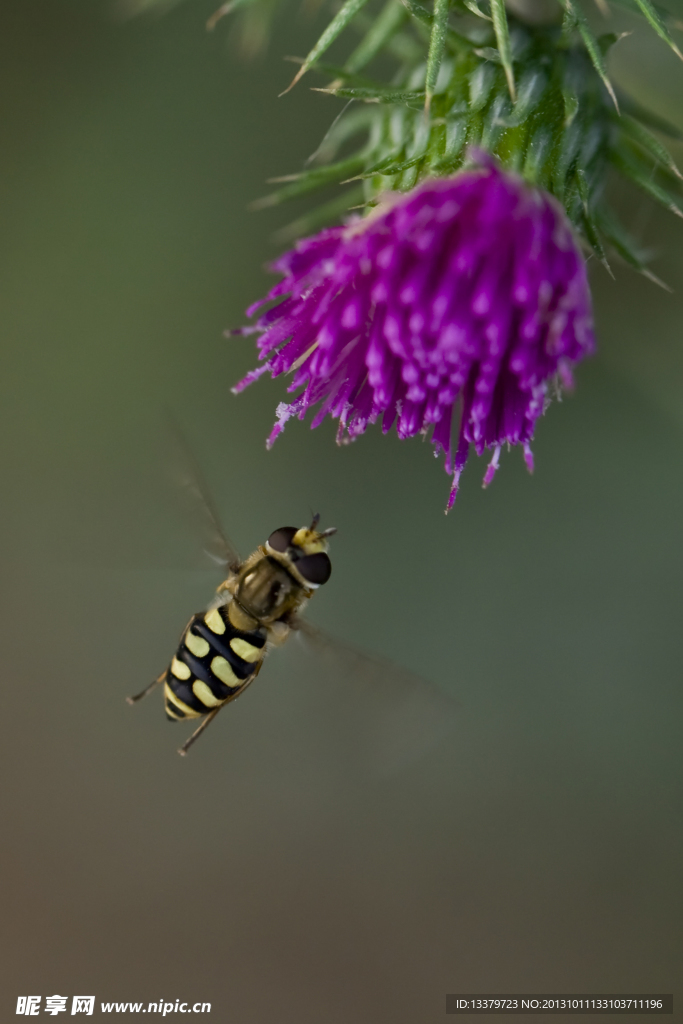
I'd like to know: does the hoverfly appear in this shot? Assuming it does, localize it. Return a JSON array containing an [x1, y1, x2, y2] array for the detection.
[[128, 429, 456, 762], [128, 511, 336, 755]]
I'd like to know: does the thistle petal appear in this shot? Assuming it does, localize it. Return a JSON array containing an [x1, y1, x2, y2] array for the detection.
[[235, 157, 595, 507]]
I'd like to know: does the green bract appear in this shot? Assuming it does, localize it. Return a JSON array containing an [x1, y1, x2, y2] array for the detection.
[[136, 0, 683, 279], [252, 0, 681, 281]]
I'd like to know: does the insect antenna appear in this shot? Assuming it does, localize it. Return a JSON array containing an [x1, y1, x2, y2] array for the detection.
[[308, 511, 336, 538]]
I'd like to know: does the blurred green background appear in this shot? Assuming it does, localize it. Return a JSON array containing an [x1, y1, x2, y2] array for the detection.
[[0, 1, 681, 1019]]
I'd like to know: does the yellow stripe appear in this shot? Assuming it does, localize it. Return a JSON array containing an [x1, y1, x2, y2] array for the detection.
[[192, 679, 224, 708], [185, 630, 210, 658], [171, 656, 191, 680], [230, 637, 262, 663], [211, 656, 240, 687], [204, 607, 226, 634], [165, 703, 184, 721], [164, 681, 201, 718]]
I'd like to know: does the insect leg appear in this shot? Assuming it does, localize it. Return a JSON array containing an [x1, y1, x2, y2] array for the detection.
[[126, 671, 166, 705], [177, 707, 223, 757]]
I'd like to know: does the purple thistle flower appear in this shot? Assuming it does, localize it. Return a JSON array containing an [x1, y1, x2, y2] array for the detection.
[[234, 154, 595, 509]]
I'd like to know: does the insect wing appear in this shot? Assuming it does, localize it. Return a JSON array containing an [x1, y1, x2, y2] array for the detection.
[[166, 416, 242, 573], [293, 619, 458, 775]]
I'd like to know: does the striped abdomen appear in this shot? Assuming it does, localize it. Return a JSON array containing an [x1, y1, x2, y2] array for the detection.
[[164, 603, 266, 720]]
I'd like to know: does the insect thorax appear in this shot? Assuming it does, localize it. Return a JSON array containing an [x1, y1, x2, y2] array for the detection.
[[235, 554, 307, 624]]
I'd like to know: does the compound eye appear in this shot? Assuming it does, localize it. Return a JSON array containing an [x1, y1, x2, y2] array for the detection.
[[267, 527, 297, 553], [295, 552, 332, 586]]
